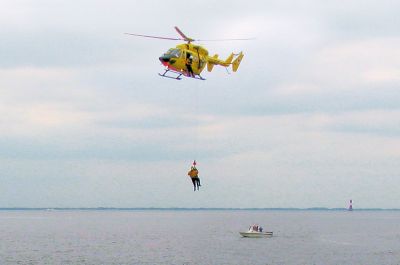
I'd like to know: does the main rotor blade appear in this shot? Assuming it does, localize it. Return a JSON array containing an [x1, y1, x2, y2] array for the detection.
[[124, 33, 183, 41], [196, 38, 256, 42], [174, 26, 195, 42]]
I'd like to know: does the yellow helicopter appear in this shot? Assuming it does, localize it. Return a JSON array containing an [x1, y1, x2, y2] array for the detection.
[[125, 27, 247, 80]]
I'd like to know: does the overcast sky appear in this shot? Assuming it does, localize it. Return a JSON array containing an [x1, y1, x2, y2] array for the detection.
[[1, 0, 399, 208]]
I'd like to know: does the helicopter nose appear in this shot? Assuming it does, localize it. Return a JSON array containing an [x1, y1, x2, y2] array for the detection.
[[159, 55, 170, 63]]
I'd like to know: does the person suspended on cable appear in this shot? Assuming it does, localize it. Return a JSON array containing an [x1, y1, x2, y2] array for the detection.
[[188, 164, 201, 191], [187, 160, 201, 191]]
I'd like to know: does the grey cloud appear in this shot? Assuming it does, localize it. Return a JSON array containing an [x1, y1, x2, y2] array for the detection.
[[0, 31, 131, 68]]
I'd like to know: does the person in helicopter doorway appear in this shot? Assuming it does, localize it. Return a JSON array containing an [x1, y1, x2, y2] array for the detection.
[[186, 53, 195, 77], [188, 163, 201, 191]]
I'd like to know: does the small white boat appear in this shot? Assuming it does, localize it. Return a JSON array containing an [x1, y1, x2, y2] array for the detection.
[[239, 231, 273, 238], [240, 224, 273, 238]]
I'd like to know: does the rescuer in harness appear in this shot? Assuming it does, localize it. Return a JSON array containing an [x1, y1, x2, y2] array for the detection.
[[188, 160, 201, 191]]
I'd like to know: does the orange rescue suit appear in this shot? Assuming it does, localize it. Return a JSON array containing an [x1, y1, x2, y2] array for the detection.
[[188, 169, 199, 178]]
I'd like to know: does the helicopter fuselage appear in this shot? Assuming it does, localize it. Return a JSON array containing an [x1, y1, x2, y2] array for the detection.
[[159, 43, 208, 76]]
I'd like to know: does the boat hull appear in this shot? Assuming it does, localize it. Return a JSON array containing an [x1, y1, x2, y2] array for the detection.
[[239, 231, 273, 238]]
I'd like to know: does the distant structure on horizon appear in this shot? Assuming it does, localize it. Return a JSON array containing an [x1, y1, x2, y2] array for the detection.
[[348, 199, 353, 211]]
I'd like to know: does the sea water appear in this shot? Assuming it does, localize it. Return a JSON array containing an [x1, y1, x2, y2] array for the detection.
[[1, 210, 399, 265]]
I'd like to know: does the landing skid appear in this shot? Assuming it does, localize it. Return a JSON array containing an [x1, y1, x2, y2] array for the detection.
[[159, 69, 183, 80], [158, 69, 206, 81], [193, 74, 206, 81]]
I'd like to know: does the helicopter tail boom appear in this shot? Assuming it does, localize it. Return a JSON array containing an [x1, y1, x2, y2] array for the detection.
[[207, 54, 219, 72], [207, 52, 244, 72]]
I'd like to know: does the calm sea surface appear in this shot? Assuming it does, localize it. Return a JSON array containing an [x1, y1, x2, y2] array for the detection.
[[1, 210, 399, 265]]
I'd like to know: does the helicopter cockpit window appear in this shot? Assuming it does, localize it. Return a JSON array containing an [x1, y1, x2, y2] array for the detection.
[[166, 48, 181, 58]]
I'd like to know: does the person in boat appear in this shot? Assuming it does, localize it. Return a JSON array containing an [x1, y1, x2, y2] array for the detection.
[[188, 165, 201, 191]]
